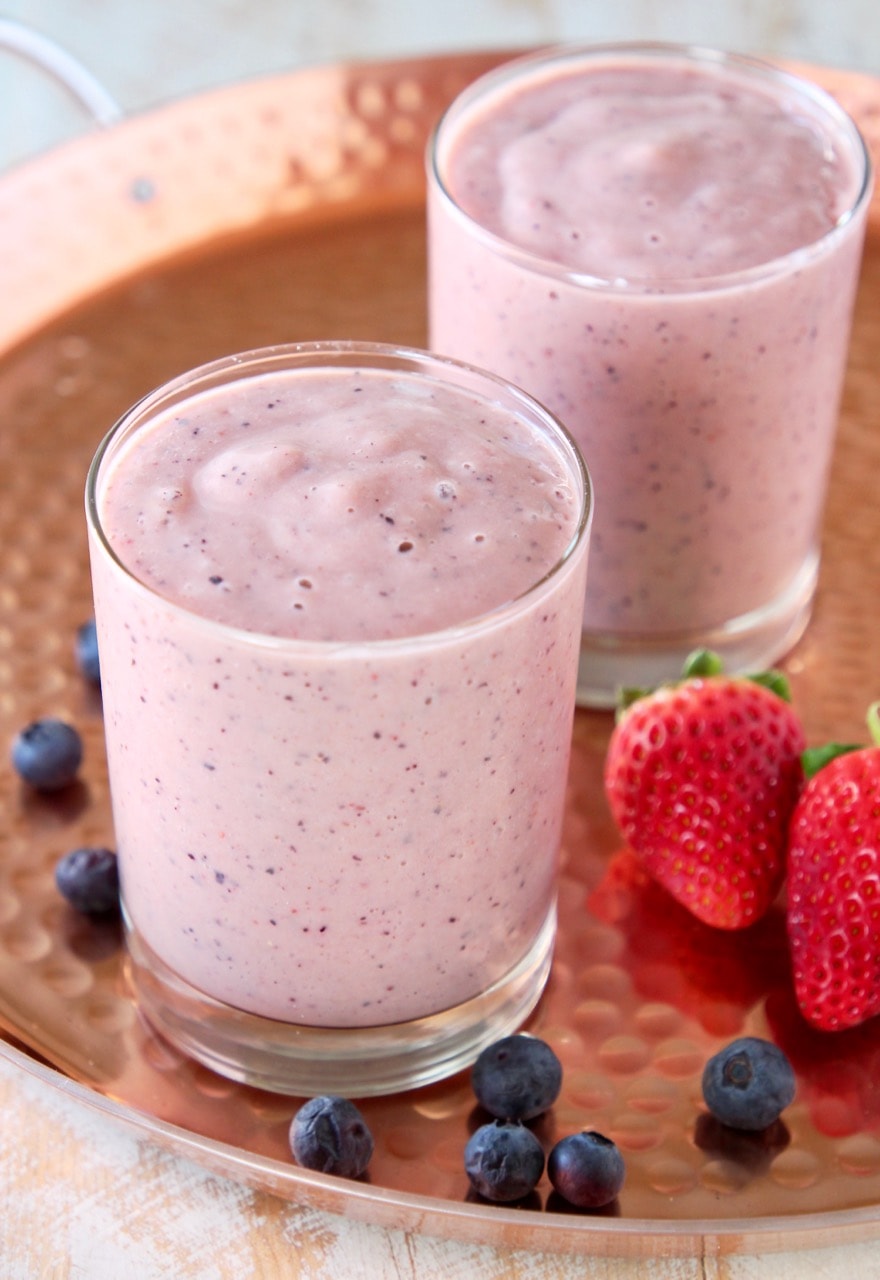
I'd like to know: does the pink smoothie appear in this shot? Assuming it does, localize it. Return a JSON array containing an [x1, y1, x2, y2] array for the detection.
[[428, 47, 871, 692], [87, 350, 589, 1027]]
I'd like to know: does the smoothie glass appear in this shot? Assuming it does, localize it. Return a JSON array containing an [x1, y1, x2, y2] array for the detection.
[[85, 341, 592, 1095], [427, 43, 873, 706]]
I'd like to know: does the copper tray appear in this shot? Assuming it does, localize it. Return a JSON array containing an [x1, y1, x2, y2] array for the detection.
[[2, 50, 880, 1260]]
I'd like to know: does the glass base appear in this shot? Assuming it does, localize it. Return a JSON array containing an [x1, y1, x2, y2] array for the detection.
[[576, 555, 817, 708], [124, 903, 557, 1096]]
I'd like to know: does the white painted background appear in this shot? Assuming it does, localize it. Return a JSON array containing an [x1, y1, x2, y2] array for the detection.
[[1, 0, 880, 172]]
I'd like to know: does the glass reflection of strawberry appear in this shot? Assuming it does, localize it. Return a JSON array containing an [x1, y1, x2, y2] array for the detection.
[[787, 704, 880, 1032], [603, 650, 806, 930], [765, 984, 880, 1135], [588, 848, 791, 1036]]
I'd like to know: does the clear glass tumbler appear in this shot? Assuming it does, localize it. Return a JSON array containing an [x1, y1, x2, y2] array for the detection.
[[85, 341, 592, 1095], [428, 43, 872, 705]]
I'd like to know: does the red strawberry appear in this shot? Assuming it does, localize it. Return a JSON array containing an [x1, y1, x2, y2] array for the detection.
[[604, 650, 805, 930], [786, 707, 880, 1032]]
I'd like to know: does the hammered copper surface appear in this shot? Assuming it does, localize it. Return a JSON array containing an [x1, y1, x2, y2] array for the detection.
[[2, 51, 880, 1258]]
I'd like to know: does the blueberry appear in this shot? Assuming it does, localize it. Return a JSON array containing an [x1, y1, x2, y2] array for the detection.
[[547, 1130, 625, 1209], [701, 1036, 796, 1131], [471, 1034, 562, 1121], [75, 619, 101, 685], [11, 718, 83, 791], [464, 1120, 545, 1202], [289, 1095, 374, 1178], [55, 846, 120, 916]]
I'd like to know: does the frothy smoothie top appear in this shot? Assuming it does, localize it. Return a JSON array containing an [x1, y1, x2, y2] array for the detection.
[[96, 365, 581, 642], [438, 54, 866, 282]]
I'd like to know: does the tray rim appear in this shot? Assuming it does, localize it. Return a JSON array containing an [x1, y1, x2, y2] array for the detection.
[[6, 1030, 880, 1258], [2, 47, 879, 359]]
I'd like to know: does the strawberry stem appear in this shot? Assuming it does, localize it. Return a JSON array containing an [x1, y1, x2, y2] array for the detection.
[[617, 685, 650, 715], [748, 669, 792, 702], [616, 649, 793, 720], [682, 649, 724, 678], [683, 649, 791, 700], [868, 701, 880, 748], [802, 741, 862, 778], [800, 703, 880, 778]]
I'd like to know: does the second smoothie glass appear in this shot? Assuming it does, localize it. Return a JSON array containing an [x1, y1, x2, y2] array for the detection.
[[428, 43, 873, 705]]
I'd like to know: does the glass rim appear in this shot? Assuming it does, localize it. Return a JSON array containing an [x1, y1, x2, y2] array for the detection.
[[427, 40, 875, 296], [85, 339, 593, 655]]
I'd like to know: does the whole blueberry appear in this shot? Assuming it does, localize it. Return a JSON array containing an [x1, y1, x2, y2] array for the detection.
[[701, 1036, 796, 1131], [11, 718, 83, 791], [547, 1130, 625, 1209], [464, 1120, 545, 1202], [471, 1033, 562, 1121], [75, 619, 101, 685], [55, 846, 120, 916], [289, 1095, 374, 1178]]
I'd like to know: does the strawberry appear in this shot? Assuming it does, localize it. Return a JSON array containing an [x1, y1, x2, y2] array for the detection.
[[604, 650, 805, 930], [786, 704, 880, 1032]]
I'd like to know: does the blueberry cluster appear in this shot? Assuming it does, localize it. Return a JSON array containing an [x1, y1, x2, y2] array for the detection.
[[284, 1035, 626, 1208], [10, 618, 120, 919], [465, 1033, 625, 1208], [9, 617, 100, 792], [463, 1029, 797, 1208]]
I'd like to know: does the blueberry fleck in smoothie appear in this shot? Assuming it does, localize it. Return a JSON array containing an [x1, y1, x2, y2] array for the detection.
[[86, 343, 591, 1094], [428, 45, 872, 703]]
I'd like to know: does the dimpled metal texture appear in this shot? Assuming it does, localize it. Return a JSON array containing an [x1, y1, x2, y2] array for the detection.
[[2, 52, 880, 1258]]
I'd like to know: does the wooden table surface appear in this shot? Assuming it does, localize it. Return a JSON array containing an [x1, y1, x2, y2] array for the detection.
[[3, 1047, 880, 1279]]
